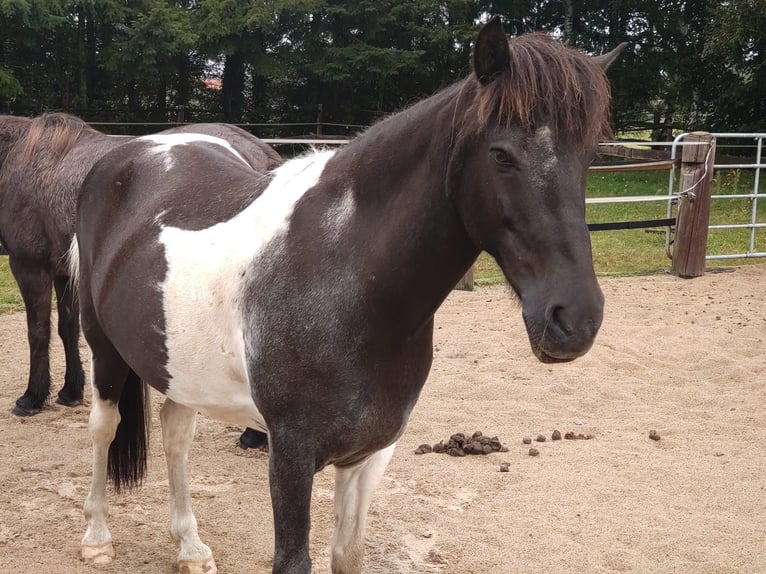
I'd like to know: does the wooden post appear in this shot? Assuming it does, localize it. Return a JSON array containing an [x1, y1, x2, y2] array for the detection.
[[672, 132, 715, 278], [455, 266, 474, 291]]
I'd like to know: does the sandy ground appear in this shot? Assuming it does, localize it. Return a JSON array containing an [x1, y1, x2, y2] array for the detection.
[[0, 265, 764, 574]]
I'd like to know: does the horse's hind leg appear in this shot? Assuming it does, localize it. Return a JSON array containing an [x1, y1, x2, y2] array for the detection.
[[9, 257, 53, 416], [81, 351, 127, 564], [330, 444, 396, 574], [53, 276, 85, 406], [160, 398, 217, 574]]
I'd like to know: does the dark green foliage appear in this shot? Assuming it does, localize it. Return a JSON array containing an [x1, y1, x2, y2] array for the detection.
[[0, 0, 762, 133]]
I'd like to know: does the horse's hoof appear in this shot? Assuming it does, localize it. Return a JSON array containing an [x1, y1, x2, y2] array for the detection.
[[178, 557, 217, 574], [55, 393, 83, 407], [11, 401, 42, 417], [81, 542, 115, 565], [238, 428, 268, 450]]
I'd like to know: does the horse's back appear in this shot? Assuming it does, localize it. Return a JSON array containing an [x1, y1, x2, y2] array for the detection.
[[0, 117, 119, 268], [164, 123, 282, 173]]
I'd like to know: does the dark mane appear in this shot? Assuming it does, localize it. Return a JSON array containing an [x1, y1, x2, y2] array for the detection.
[[0, 115, 32, 166], [457, 33, 613, 145], [19, 112, 98, 163]]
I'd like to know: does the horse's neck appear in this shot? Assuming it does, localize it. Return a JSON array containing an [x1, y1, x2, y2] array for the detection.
[[336, 92, 479, 335]]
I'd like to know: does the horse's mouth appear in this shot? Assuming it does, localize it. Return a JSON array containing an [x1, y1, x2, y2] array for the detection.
[[529, 344, 580, 364]]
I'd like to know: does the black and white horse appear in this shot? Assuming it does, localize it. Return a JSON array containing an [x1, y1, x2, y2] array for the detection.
[[74, 18, 623, 573]]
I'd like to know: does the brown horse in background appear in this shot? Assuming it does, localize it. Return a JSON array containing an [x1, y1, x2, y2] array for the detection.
[[0, 113, 279, 447]]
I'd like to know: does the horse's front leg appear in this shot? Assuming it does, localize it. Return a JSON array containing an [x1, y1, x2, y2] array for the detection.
[[53, 276, 85, 406], [9, 257, 53, 416], [160, 398, 217, 574], [330, 444, 396, 574], [269, 429, 317, 574]]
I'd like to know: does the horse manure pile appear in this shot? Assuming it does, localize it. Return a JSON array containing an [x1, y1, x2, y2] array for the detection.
[[414, 431, 509, 457], [415, 429, 596, 467], [518, 429, 595, 459], [522, 430, 594, 445]]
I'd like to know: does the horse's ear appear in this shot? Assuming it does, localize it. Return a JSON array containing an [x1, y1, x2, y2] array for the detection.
[[473, 16, 510, 84], [591, 42, 628, 71]]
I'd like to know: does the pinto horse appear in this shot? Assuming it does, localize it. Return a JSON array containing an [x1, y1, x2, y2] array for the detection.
[[74, 19, 624, 574], [0, 113, 278, 445]]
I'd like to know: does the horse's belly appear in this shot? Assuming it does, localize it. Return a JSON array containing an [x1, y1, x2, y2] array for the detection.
[[159, 229, 266, 431], [163, 331, 265, 429]]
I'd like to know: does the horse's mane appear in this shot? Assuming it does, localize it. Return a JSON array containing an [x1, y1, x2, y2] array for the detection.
[[456, 33, 613, 146], [19, 112, 99, 163], [0, 116, 32, 163]]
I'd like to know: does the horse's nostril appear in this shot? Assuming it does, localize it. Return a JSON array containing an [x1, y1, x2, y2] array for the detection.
[[547, 305, 573, 337]]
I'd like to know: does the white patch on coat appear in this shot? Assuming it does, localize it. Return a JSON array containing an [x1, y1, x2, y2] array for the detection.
[[323, 187, 356, 242], [139, 133, 251, 168], [529, 125, 559, 191], [157, 150, 336, 428]]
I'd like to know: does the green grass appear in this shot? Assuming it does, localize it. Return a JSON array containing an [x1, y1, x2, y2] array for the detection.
[[0, 257, 23, 314], [0, 169, 763, 311]]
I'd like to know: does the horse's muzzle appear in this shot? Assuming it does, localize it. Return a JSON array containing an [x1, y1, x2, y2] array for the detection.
[[522, 297, 603, 363]]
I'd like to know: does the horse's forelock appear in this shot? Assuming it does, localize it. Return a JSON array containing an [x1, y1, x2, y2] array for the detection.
[[457, 33, 613, 146], [19, 112, 94, 164]]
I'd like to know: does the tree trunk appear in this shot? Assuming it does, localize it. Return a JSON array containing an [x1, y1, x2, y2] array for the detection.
[[608, 0, 623, 42], [222, 50, 246, 122], [175, 54, 191, 121], [660, 97, 675, 141], [562, 0, 574, 44], [154, 76, 168, 122], [76, 7, 88, 112], [85, 11, 97, 113]]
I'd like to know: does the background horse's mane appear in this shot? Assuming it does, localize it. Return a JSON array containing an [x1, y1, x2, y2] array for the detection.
[[457, 32, 613, 145], [0, 115, 32, 165], [19, 112, 98, 164]]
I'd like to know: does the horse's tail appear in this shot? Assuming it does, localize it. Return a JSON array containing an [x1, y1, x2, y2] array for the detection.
[[108, 369, 151, 492], [65, 235, 80, 290]]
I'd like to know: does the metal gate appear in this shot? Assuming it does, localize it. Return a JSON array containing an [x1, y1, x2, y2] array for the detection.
[[667, 133, 765, 260]]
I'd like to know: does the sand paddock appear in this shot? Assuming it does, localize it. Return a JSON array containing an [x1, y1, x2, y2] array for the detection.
[[0, 265, 764, 573]]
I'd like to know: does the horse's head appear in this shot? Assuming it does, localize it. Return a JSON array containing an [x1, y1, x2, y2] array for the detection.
[[449, 18, 625, 363]]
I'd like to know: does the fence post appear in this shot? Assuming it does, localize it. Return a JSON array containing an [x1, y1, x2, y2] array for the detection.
[[455, 266, 474, 291], [672, 132, 716, 278]]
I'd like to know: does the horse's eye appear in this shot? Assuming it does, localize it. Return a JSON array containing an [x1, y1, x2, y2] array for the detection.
[[490, 148, 515, 169]]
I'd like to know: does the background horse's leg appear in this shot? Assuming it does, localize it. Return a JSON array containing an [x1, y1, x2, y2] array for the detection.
[[53, 276, 85, 406], [81, 352, 125, 565], [160, 398, 217, 574], [238, 427, 268, 449], [8, 257, 53, 416], [330, 444, 396, 574], [268, 430, 316, 573]]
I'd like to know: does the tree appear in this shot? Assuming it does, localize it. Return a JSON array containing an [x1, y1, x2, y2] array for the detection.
[[703, 0, 766, 132], [102, 1, 197, 122]]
